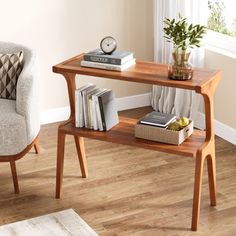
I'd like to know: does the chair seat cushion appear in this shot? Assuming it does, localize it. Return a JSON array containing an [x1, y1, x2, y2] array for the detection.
[[0, 98, 27, 155]]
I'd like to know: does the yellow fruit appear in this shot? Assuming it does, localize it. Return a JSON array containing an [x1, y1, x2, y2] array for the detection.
[[180, 117, 189, 128], [167, 117, 189, 131], [167, 121, 181, 131]]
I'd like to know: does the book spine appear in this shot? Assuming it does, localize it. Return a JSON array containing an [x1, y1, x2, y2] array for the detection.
[[82, 92, 89, 128], [94, 96, 103, 131], [84, 55, 122, 65], [85, 94, 92, 128], [88, 98, 94, 128], [98, 96, 106, 131], [75, 91, 79, 127], [81, 61, 122, 71], [92, 96, 98, 130], [78, 91, 84, 127]]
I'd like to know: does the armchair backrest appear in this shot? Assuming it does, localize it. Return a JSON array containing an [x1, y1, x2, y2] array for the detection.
[[0, 41, 40, 145]]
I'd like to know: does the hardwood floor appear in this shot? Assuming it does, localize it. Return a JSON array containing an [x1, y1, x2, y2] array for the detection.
[[0, 107, 236, 235]]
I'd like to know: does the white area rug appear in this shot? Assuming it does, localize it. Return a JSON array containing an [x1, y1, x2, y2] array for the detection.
[[0, 209, 98, 236]]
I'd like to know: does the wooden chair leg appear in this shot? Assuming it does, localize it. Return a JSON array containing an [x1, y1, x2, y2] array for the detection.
[[74, 136, 88, 178], [207, 153, 217, 206], [55, 131, 66, 199], [191, 153, 205, 231], [34, 136, 40, 154], [10, 161, 19, 194]]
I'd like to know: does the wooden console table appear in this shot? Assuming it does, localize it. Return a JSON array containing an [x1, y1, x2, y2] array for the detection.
[[53, 54, 221, 231]]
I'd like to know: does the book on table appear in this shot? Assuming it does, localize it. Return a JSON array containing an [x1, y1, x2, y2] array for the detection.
[[81, 85, 97, 128], [139, 111, 176, 128], [97, 89, 119, 131], [80, 58, 136, 71], [84, 49, 134, 65], [75, 84, 95, 128], [92, 88, 107, 130], [93, 89, 109, 131], [75, 83, 119, 131]]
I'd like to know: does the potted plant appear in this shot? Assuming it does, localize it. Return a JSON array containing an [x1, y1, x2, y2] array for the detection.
[[163, 15, 206, 80]]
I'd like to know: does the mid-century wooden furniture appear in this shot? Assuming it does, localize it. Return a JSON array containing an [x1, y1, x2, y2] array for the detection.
[[0, 137, 40, 194], [53, 54, 221, 231]]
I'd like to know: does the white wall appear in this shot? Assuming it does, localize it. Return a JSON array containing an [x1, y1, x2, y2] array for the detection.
[[0, 0, 153, 111], [205, 49, 236, 130]]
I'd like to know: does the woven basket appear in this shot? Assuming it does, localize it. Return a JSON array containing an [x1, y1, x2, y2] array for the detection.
[[135, 120, 193, 145]]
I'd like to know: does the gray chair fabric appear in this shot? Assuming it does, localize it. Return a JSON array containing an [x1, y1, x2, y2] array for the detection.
[[0, 41, 40, 156]]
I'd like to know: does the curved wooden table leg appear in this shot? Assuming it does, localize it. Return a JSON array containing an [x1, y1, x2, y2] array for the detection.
[[191, 152, 205, 231], [207, 152, 217, 206], [10, 161, 19, 194], [74, 136, 88, 178], [55, 131, 66, 199]]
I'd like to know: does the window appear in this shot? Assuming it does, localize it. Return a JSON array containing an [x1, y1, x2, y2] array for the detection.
[[205, 0, 236, 56]]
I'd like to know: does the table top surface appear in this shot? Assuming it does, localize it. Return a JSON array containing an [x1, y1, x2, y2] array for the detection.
[[53, 53, 221, 93]]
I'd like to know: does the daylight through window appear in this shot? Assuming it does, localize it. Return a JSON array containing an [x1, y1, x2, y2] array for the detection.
[[207, 0, 236, 37]]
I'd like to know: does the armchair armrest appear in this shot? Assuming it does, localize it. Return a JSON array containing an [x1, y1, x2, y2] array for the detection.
[[16, 50, 40, 144]]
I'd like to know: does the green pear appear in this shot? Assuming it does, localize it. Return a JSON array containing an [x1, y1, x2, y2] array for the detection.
[[167, 121, 181, 131]]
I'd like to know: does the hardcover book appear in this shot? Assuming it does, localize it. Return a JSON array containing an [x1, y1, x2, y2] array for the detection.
[[84, 49, 133, 65], [80, 59, 136, 71], [139, 111, 176, 128], [75, 84, 94, 128], [81, 85, 96, 128], [93, 89, 109, 131], [86, 88, 101, 128], [98, 90, 119, 131], [91, 88, 106, 130]]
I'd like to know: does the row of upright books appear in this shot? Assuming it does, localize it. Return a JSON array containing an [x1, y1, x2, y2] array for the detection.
[[80, 49, 136, 71], [75, 84, 119, 131]]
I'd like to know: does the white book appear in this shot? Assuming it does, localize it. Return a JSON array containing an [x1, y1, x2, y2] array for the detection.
[[84, 49, 134, 65], [75, 84, 93, 128], [87, 88, 100, 128], [80, 58, 136, 71], [82, 85, 96, 128]]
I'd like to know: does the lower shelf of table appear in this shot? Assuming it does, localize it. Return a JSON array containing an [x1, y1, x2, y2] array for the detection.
[[60, 116, 206, 158]]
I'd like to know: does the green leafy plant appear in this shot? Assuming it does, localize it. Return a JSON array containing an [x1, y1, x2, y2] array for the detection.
[[163, 14, 206, 53]]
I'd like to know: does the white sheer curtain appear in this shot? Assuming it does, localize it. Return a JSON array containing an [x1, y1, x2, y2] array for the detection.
[[152, 0, 207, 128]]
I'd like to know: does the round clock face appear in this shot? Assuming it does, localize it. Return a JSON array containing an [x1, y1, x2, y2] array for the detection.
[[100, 36, 117, 54]]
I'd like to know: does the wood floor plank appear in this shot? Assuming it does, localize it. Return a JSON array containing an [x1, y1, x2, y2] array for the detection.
[[0, 107, 235, 235]]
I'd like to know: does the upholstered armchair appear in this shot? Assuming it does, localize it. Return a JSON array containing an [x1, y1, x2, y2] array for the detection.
[[0, 41, 40, 193]]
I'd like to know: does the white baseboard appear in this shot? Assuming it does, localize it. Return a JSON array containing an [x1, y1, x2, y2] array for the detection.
[[40, 93, 151, 125], [195, 112, 236, 145], [116, 93, 151, 111], [40, 106, 70, 125], [215, 119, 236, 145]]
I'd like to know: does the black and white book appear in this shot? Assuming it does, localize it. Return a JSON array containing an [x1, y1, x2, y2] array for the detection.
[[139, 111, 176, 128], [84, 49, 133, 65], [91, 88, 106, 130], [97, 90, 119, 131], [93, 89, 109, 131], [80, 58, 136, 71], [75, 83, 94, 128]]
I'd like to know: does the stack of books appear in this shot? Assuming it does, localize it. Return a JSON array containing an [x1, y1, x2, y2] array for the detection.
[[138, 111, 176, 128], [80, 49, 136, 71], [75, 83, 119, 131]]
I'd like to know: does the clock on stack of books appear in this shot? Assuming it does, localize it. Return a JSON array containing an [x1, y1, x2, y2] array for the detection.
[[81, 49, 136, 71]]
